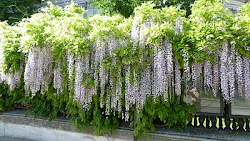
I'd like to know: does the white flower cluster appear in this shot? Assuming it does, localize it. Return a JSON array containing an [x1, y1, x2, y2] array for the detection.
[[139, 66, 151, 109], [92, 37, 122, 114], [111, 68, 122, 113], [228, 44, 235, 100], [53, 61, 63, 94], [0, 47, 22, 90], [67, 52, 75, 91], [152, 38, 174, 101], [243, 57, 250, 101], [218, 41, 237, 102], [175, 17, 183, 35], [212, 54, 220, 96], [139, 20, 153, 48], [183, 47, 190, 81], [96, 39, 108, 108], [236, 52, 244, 97], [188, 43, 249, 103], [192, 62, 202, 90], [74, 56, 86, 105], [175, 61, 181, 96], [153, 43, 168, 100], [204, 60, 212, 90], [220, 40, 230, 101], [125, 65, 132, 121], [124, 16, 180, 120], [131, 13, 140, 49], [0, 71, 22, 91], [24, 46, 53, 96], [133, 20, 154, 110]]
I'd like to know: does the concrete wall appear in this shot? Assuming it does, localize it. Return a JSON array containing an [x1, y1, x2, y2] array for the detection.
[[0, 114, 134, 141], [1, 112, 250, 141]]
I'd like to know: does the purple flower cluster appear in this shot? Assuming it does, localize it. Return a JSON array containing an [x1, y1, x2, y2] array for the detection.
[[220, 40, 230, 101], [24, 46, 53, 96], [53, 61, 63, 94], [243, 57, 250, 101], [67, 52, 75, 91], [204, 60, 212, 90], [212, 54, 220, 96], [236, 52, 244, 97], [175, 61, 181, 95]]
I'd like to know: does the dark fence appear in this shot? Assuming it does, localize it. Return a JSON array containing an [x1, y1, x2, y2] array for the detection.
[[189, 102, 250, 132]]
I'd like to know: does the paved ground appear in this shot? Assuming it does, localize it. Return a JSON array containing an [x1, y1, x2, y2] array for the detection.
[[0, 137, 36, 141]]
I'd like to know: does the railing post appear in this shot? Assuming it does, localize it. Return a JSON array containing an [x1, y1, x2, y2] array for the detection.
[[211, 116, 217, 129], [246, 118, 249, 132], [225, 103, 231, 130], [187, 117, 193, 127], [232, 118, 237, 131], [238, 118, 244, 131], [205, 115, 210, 128], [219, 116, 223, 130], [199, 115, 205, 128], [194, 115, 198, 127]]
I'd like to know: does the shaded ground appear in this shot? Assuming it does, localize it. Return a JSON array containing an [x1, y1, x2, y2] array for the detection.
[[0, 137, 36, 141]]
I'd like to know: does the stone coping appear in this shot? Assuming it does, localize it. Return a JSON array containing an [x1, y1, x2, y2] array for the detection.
[[0, 110, 250, 141]]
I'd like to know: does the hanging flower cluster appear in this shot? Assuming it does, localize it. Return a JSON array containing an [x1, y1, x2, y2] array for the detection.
[[0, 23, 23, 91], [24, 46, 53, 95], [188, 0, 250, 102]]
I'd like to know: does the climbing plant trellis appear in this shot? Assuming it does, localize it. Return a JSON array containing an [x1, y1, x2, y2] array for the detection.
[[0, 0, 249, 137]]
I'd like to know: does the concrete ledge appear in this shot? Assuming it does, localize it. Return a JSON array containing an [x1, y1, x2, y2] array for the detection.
[[0, 111, 134, 141], [0, 111, 250, 141]]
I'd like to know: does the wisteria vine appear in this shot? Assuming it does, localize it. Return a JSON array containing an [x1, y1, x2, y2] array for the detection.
[[0, 1, 249, 125]]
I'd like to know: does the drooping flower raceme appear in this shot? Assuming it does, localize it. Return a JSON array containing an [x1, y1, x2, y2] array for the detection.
[[175, 61, 181, 96], [53, 61, 63, 94], [212, 54, 220, 96], [153, 42, 168, 100], [192, 62, 202, 90], [0, 24, 23, 91], [67, 52, 75, 91], [243, 57, 250, 101], [24, 46, 53, 95], [235, 52, 244, 97], [228, 44, 235, 100], [74, 55, 86, 104], [204, 60, 212, 90], [220, 40, 230, 102]]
